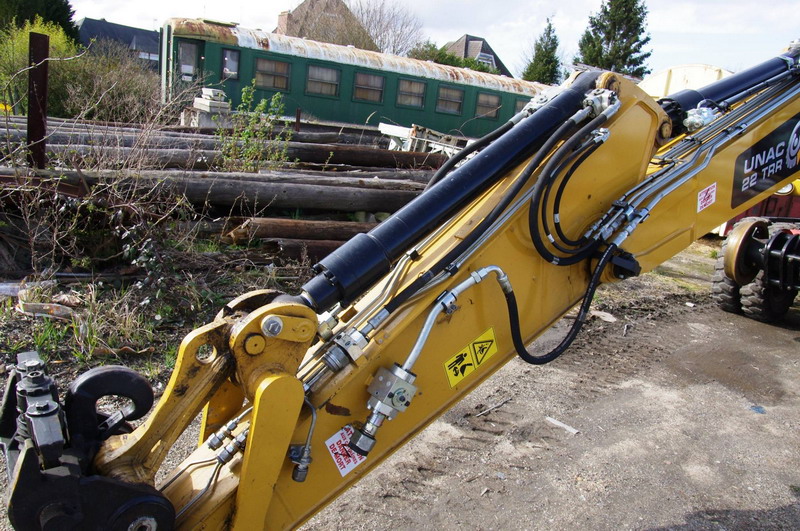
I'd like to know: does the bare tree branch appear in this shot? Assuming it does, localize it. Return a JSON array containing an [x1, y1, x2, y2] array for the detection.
[[347, 0, 424, 56]]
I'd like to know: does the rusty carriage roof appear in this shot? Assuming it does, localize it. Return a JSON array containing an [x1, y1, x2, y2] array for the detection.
[[168, 18, 548, 97]]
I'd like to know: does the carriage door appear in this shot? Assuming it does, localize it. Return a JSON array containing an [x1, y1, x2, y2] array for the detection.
[[177, 40, 203, 82]]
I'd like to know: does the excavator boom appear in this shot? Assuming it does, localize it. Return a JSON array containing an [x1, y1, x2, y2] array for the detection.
[[2, 43, 799, 530]]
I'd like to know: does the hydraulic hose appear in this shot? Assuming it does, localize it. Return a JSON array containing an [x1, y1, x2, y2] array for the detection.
[[424, 121, 515, 191], [542, 139, 603, 252], [507, 244, 617, 365], [528, 113, 609, 265], [301, 72, 601, 311], [552, 143, 603, 247], [383, 110, 589, 315]]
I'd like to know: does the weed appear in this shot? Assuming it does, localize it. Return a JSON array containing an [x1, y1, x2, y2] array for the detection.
[[163, 346, 178, 370], [215, 81, 292, 172], [191, 239, 224, 254], [71, 285, 157, 360], [32, 319, 70, 357], [140, 356, 161, 380], [709, 249, 719, 259], [9, 340, 27, 354], [0, 297, 13, 320]]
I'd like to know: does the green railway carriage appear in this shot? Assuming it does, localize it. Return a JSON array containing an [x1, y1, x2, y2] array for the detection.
[[161, 18, 548, 138]]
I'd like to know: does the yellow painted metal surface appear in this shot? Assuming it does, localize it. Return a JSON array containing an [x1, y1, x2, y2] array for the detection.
[[233, 374, 304, 530], [94, 320, 233, 484]]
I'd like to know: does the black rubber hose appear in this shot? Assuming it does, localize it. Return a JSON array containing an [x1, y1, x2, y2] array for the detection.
[[384, 115, 582, 315], [552, 142, 603, 247], [424, 121, 515, 192], [528, 113, 608, 266], [506, 244, 616, 365], [540, 139, 602, 253]]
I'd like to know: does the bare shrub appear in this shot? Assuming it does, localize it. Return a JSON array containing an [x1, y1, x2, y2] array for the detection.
[[62, 39, 173, 126]]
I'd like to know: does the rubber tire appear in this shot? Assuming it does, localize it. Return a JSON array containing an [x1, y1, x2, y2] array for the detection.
[[740, 270, 797, 322], [711, 241, 741, 313], [739, 221, 799, 322], [711, 217, 764, 314]]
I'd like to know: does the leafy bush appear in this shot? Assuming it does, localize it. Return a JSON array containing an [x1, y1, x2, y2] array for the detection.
[[0, 17, 176, 124], [215, 81, 292, 172], [0, 15, 79, 116]]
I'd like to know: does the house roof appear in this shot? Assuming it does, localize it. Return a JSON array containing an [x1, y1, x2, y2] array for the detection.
[[77, 18, 159, 55], [444, 34, 513, 78], [272, 0, 378, 51]]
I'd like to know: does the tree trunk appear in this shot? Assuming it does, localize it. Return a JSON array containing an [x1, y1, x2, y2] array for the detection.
[[226, 217, 377, 244]]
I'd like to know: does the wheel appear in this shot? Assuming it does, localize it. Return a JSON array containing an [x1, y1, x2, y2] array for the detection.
[[712, 217, 765, 313], [711, 239, 741, 313], [738, 221, 799, 322], [722, 217, 769, 284], [740, 270, 797, 322]]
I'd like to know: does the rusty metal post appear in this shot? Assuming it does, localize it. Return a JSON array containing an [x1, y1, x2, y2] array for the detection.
[[27, 32, 49, 169]]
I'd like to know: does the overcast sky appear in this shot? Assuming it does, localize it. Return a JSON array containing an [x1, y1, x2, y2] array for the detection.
[[70, 0, 798, 78]]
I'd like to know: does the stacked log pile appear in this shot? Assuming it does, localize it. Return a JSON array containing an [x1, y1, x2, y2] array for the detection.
[[1, 116, 446, 271], [1, 116, 445, 170]]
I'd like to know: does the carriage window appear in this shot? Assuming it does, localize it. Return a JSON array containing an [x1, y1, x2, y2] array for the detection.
[[476, 92, 501, 119], [436, 86, 464, 114], [178, 41, 198, 79], [397, 79, 425, 108], [256, 58, 290, 90], [515, 99, 529, 113], [222, 49, 240, 80], [307, 65, 340, 96], [354, 72, 385, 103]]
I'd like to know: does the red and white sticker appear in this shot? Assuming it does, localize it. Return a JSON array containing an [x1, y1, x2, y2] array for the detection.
[[326, 425, 366, 477], [697, 182, 717, 212]]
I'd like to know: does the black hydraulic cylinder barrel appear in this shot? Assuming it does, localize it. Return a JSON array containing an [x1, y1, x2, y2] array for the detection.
[[660, 49, 799, 135], [302, 73, 600, 311]]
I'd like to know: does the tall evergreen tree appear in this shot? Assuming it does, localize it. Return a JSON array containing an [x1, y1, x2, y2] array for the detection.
[[574, 0, 651, 78], [522, 18, 561, 84], [0, 0, 80, 43]]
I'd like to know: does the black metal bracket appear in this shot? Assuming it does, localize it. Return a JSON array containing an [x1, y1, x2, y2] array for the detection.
[[0, 352, 174, 530]]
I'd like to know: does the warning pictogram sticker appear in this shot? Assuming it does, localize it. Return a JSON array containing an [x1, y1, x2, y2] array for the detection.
[[697, 182, 717, 213], [444, 327, 498, 388]]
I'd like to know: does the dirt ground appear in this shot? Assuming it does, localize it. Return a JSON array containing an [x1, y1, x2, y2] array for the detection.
[[303, 240, 800, 530], [2, 239, 799, 530]]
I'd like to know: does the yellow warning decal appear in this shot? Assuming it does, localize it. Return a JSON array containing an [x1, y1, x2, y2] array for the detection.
[[444, 327, 498, 388]]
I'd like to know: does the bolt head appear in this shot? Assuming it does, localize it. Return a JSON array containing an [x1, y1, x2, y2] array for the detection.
[[348, 428, 376, 457], [261, 316, 284, 337], [23, 359, 43, 371]]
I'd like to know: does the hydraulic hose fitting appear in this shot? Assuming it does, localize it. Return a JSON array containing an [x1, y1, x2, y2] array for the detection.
[[303, 327, 369, 392], [512, 86, 564, 123], [289, 398, 318, 482], [316, 306, 341, 341], [348, 364, 417, 457], [584, 88, 619, 118], [684, 106, 719, 132], [592, 128, 610, 144]]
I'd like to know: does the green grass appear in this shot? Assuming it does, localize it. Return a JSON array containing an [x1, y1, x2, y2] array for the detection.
[[32, 319, 70, 357]]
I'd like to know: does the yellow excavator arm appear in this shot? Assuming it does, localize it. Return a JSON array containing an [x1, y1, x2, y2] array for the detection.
[[2, 43, 799, 530]]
